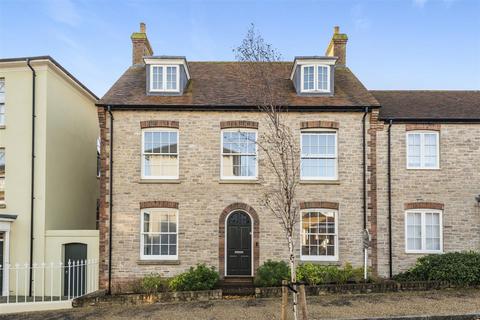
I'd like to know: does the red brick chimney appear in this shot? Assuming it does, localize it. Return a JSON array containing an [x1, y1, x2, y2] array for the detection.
[[325, 26, 348, 66], [131, 22, 153, 65]]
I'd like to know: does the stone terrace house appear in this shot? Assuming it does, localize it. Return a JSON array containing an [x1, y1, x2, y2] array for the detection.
[[97, 23, 480, 292]]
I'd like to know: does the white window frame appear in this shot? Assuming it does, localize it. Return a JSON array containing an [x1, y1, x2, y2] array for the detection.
[[404, 209, 443, 254], [300, 129, 338, 181], [141, 128, 179, 180], [406, 131, 440, 170], [300, 208, 339, 262], [140, 208, 179, 260], [300, 64, 330, 93], [220, 128, 258, 180], [149, 65, 180, 93]]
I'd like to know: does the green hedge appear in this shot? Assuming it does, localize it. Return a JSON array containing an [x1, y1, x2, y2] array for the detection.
[[168, 264, 219, 291], [254, 260, 366, 287], [139, 273, 169, 294], [394, 251, 480, 285], [254, 260, 290, 287], [297, 262, 365, 285]]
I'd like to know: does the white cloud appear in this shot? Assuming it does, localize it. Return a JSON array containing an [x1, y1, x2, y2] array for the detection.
[[46, 0, 81, 27]]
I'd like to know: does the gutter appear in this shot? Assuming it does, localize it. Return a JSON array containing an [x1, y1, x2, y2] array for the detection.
[[387, 120, 393, 279], [26, 59, 36, 297], [107, 106, 114, 295], [380, 118, 480, 124], [97, 104, 381, 112]]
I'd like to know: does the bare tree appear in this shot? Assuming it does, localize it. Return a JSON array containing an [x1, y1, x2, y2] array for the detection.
[[234, 24, 301, 320]]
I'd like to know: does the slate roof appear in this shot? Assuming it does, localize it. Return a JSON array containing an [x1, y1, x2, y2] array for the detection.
[[98, 62, 379, 108], [372, 90, 480, 121]]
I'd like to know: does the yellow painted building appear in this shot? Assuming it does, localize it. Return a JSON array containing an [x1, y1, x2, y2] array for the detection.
[[0, 56, 99, 297]]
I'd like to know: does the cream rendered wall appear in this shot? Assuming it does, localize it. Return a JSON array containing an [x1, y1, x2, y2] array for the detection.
[[0, 61, 48, 295], [0, 60, 98, 296], [0, 62, 48, 269], [44, 67, 98, 231]]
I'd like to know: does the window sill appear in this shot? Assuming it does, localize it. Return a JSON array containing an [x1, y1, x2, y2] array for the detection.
[[139, 179, 181, 184], [406, 168, 440, 171], [0, 125, 5, 130], [137, 259, 180, 265], [0, 203, 6, 209], [405, 251, 443, 255], [300, 259, 340, 265], [300, 180, 340, 185], [219, 179, 260, 184]]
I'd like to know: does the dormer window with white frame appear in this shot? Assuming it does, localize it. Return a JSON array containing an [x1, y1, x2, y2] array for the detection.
[[150, 65, 180, 92], [301, 65, 330, 93]]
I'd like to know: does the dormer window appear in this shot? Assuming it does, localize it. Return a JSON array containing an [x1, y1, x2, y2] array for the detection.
[[301, 65, 330, 93], [150, 65, 179, 92]]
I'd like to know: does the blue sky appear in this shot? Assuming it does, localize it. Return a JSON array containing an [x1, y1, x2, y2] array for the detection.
[[1, 0, 479, 96]]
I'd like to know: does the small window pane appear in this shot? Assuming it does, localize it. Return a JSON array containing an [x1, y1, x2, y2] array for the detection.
[[303, 66, 314, 91], [317, 66, 329, 91], [166, 66, 177, 90], [302, 210, 337, 259], [142, 210, 178, 258], [222, 130, 257, 178], [152, 66, 163, 90]]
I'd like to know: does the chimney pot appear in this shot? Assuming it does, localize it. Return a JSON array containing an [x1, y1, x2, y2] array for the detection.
[[140, 22, 146, 33], [334, 26, 340, 34]]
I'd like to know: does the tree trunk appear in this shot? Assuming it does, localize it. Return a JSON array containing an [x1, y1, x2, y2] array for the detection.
[[287, 235, 298, 320]]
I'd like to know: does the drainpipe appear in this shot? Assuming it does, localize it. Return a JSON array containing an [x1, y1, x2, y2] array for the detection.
[[387, 120, 393, 278], [362, 107, 368, 281], [107, 106, 114, 295], [26, 59, 36, 297]]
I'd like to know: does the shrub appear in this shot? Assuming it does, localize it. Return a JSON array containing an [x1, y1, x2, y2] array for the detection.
[[254, 260, 290, 287], [140, 273, 169, 294], [168, 264, 219, 291], [393, 251, 480, 286], [297, 263, 366, 285]]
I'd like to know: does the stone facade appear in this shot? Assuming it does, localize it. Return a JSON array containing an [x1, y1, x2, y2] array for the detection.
[[98, 109, 480, 290], [376, 123, 480, 276], [98, 110, 372, 290]]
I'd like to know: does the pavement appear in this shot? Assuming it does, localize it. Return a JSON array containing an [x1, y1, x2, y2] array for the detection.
[[2, 288, 480, 320]]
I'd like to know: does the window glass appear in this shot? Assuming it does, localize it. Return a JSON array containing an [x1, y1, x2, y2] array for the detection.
[[301, 132, 337, 179], [407, 132, 438, 169], [166, 66, 177, 90], [142, 209, 177, 258], [151, 66, 163, 90], [406, 210, 442, 252], [301, 210, 337, 260], [222, 130, 257, 178], [303, 66, 314, 91], [142, 130, 178, 179], [317, 66, 329, 91]]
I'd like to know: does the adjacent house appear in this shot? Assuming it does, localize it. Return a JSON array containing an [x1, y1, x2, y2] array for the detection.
[[0, 56, 100, 297], [97, 23, 480, 292]]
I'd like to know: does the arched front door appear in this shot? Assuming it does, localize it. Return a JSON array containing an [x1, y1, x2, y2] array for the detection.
[[226, 211, 252, 276]]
